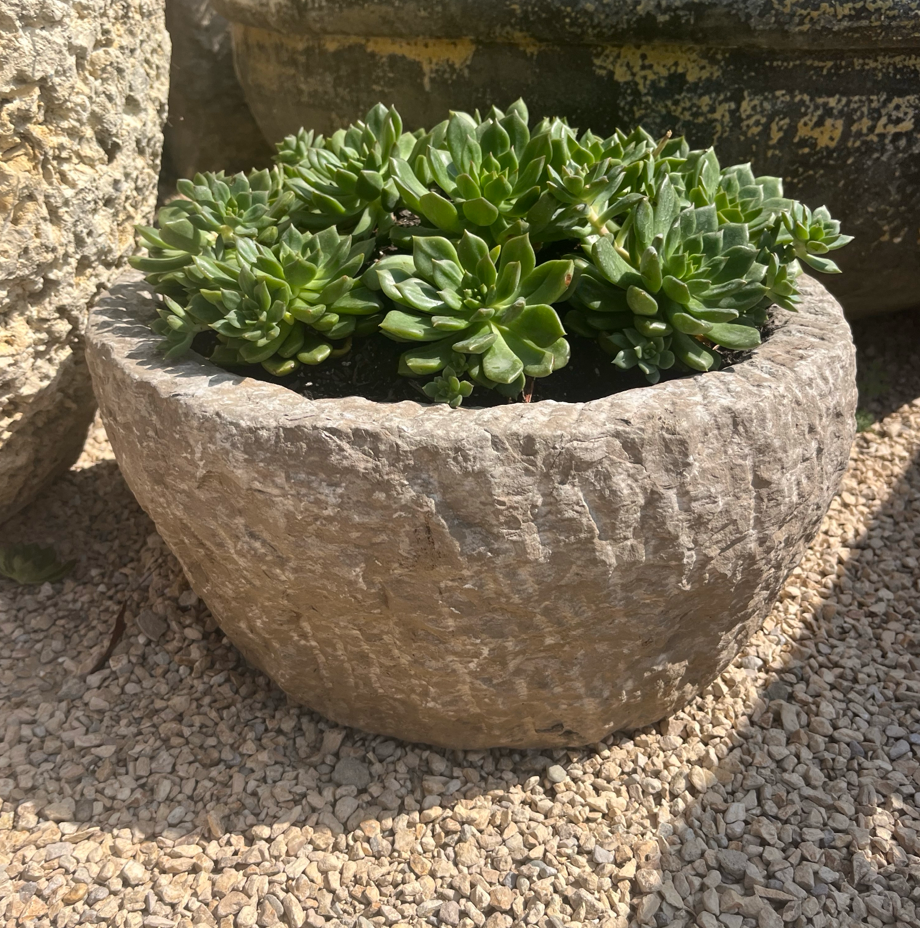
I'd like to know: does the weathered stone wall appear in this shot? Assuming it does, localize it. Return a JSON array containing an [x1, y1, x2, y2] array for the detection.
[[0, 0, 170, 522], [164, 0, 271, 179]]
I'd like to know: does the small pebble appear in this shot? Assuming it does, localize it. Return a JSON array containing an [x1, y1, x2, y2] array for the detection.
[[546, 764, 567, 783]]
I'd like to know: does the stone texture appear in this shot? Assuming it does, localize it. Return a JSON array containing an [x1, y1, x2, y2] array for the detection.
[[164, 0, 271, 179], [215, 0, 919, 318], [85, 271, 857, 748], [0, 0, 169, 523]]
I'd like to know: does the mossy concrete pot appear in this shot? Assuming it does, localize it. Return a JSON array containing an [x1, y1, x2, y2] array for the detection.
[[85, 271, 856, 748], [213, 0, 920, 320]]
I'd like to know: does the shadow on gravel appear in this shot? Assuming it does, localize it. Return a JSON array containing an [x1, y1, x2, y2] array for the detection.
[[598, 311, 920, 927], [609, 313, 920, 927], [660, 431, 920, 928], [851, 305, 920, 424], [1, 311, 919, 927]]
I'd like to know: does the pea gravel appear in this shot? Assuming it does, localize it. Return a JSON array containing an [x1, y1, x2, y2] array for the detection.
[[1, 311, 919, 928]]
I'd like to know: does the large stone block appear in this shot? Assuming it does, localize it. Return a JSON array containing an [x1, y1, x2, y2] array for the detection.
[[86, 271, 856, 748], [0, 0, 170, 522]]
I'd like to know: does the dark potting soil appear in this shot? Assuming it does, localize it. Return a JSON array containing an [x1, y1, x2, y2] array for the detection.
[[196, 324, 766, 409], [284, 333, 657, 406]]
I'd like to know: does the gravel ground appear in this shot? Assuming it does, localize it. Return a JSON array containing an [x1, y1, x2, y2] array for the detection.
[[1, 308, 919, 928]]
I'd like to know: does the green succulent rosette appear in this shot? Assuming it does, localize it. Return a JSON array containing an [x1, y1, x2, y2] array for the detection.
[[365, 231, 573, 398], [140, 225, 382, 374], [277, 104, 419, 238], [422, 365, 475, 408], [388, 101, 547, 247], [565, 200, 772, 379]]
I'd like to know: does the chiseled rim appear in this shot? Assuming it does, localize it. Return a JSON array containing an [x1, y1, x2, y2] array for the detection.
[[211, 0, 920, 49], [87, 271, 852, 442], [89, 271, 849, 442]]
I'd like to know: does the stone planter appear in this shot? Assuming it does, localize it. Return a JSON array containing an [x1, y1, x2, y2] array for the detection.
[[86, 271, 856, 748], [0, 0, 170, 523], [213, 0, 920, 320]]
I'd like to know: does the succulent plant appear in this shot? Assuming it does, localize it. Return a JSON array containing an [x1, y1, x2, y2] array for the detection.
[[128, 170, 295, 358], [696, 160, 790, 229], [0, 544, 74, 585], [422, 365, 475, 407], [537, 126, 688, 243], [144, 225, 382, 373], [596, 328, 676, 385], [390, 102, 621, 248], [145, 169, 292, 256], [365, 231, 573, 397], [770, 202, 853, 275], [278, 104, 418, 238], [131, 101, 851, 404], [389, 101, 542, 246]]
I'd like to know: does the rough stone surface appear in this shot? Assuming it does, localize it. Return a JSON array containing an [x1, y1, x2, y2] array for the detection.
[[84, 271, 856, 748], [164, 0, 271, 178], [215, 0, 920, 46], [216, 0, 920, 318], [0, 0, 170, 523]]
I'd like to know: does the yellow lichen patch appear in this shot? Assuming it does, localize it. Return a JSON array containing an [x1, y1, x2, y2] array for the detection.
[[592, 45, 722, 93], [871, 97, 916, 136], [769, 114, 791, 149], [777, 0, 900, 30], [737, 93, 767, 137], [847, 95, 917, 141], [320, 35, 477, 92], [664, 96, 735, 145], [793, 113, 844, 149]]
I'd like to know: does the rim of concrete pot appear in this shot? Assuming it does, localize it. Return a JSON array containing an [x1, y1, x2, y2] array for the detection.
[[212, 0, 920, 48], [85, 270, 856, 749]]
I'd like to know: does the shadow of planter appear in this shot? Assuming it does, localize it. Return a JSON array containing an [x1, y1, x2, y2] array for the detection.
[[212, 0, 920, 320], [83, 271, 856, 750], [0, 302, 915, 924], [0, 304, 915, 922]]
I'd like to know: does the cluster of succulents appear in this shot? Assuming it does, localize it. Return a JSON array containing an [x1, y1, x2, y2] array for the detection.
[[131, 101, 850, 406], [365, 232, 573, 397]]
